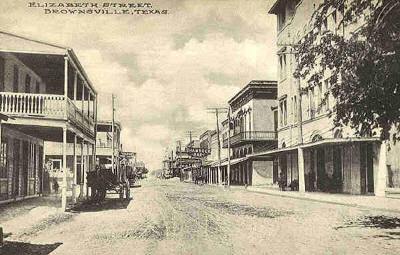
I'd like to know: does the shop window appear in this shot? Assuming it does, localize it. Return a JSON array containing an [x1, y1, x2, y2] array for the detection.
[[36, 81, 40, 93], [25, 74, 31, 93], [13, 65, 19, 92], [0, 56, 4, 91]]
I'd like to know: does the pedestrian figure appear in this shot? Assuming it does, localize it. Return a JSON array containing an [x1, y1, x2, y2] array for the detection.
[[278, 172, 286, 191], [52, 178, 59, 194]]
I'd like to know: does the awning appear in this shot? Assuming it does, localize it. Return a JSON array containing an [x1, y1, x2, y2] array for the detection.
[[221, 157, 248, 167], [250, 137, 380, 158]]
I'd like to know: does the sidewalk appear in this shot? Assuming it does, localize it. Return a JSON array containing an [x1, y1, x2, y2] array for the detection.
[[247, 186, 400, 213]]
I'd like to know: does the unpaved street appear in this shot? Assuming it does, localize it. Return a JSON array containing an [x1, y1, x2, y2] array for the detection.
[[1, 178, 400, 255]]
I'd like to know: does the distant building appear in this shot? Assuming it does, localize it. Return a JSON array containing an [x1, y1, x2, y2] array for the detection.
[[96, 120, 122, 166], [223, 80, 278, 186]]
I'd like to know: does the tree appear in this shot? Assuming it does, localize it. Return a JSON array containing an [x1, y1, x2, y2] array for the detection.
[[294, 0, 400, 141]]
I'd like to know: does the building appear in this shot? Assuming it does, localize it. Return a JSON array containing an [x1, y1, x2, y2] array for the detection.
[[96, 120, 122, 167], [223, 80, 278, 186], [202, 122, 229, 185], [267, 0, 399, 195], [177, 139, 211, 182], [0, 31, 97, 205]]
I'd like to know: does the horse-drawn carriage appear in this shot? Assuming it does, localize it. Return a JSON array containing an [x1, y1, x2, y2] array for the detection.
[[87, 158, 131, 202]]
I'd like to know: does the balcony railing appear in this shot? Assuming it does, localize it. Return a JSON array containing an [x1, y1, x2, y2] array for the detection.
[[223, 131, 277, 147], [0, 92, 94, 134], [0, 92, 65, 117]]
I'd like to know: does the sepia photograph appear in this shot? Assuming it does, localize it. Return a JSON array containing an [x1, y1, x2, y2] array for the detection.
[[0, 0, 400, 254]]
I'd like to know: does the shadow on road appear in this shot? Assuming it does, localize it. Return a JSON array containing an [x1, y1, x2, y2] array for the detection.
[[0, 241, 62, 255], [336, 215, 400, 240], [70, 198, 131, 212], [0, 197, 63, 223]]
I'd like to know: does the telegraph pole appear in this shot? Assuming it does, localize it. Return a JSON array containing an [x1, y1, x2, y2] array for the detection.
[[111, 94, 115, 175]]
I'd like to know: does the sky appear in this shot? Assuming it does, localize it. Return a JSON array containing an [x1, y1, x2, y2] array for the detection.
[[0, 0, 278, 170]]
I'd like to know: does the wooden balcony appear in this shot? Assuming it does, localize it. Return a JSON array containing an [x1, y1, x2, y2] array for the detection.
[[0, 92, 94, 135], [223, 131, 277, 148]]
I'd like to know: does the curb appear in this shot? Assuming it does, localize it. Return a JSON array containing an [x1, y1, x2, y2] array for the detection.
[[246, 188, 400, 214]]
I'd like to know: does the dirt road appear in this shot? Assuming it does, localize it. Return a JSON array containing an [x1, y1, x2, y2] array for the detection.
[[1, 178, 400, 255]]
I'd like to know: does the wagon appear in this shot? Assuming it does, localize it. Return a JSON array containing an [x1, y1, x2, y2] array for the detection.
[[87, 161, 130, 202]]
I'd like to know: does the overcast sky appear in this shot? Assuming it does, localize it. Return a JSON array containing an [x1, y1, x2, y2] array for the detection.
[[0, 0, 277, 170]]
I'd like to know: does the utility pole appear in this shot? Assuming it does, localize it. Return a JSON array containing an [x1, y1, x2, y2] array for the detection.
[[207, 107, 227, 185], [111, 94, 115, 175]]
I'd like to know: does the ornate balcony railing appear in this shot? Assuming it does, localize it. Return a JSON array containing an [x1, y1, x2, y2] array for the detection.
[[0, 92, 94, 134], [223, 131, 277, 147]]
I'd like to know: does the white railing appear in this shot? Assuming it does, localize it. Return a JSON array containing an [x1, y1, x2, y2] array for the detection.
[[67, 98, 95, 132], [0, 92, 65, 118]]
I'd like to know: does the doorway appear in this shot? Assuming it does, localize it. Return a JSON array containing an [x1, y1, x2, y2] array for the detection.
[[22, 141, 29, 196], [360, 143, 374, 194], [316, 148, 327, 192], [13, 139, 20, 197], [332, 146, 343, 193]]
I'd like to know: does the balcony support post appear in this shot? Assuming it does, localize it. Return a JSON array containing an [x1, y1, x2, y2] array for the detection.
[[87, 92, 90, 119], [81, 81, 85, 116], [86, 141, 90, 199], [61, 126, 67, 212], [72, 133, 77, 204], [79, 139, 84, 199], [64, 56, 68, 119], [73, 71, 77, 104]]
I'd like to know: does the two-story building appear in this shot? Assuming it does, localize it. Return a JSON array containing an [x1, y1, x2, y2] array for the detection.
[[96, 120, 122, 168], [0, 31, 97, 207], [223, 80, 278, 186], [267, 0, 399, 195]]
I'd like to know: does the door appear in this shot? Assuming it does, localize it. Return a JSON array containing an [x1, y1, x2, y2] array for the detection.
[[22, 141, 29, 196], [13, 139, 20, 197], [38, 146, 43, 193], [366, 144, 374, 193], [361, 143, 374, 194], [316, 148, 326, 191], [279, 154, 287, 187], [333, 146, 343, 193], [0, 55, 5, 91]]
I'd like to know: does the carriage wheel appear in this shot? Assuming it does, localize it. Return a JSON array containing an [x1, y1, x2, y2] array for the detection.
[[91, 187, 98, 202], [99, 188, 106, 201], [119, 186, 124, 199]]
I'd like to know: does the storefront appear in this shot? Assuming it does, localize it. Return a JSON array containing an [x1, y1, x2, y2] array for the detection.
[[0, 125, 43, 203]]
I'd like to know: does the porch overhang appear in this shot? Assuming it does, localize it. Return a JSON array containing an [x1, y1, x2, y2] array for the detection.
[[251, 137, 381, 157], [0, 30, 97, 95]]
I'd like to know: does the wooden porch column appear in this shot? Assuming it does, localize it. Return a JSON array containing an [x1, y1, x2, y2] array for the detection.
[[73, 71, 77, 104], [298, 147, 306, 192], [72, 134, 77, 203], [64, 56, 68, 119], [86, 142, 90, 198], [79, 139, 84, 199], [82, 140, 87, 198], [87, 93, 90, 118], [61, 126, 67, 211], [81, 82, 85, 115]]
